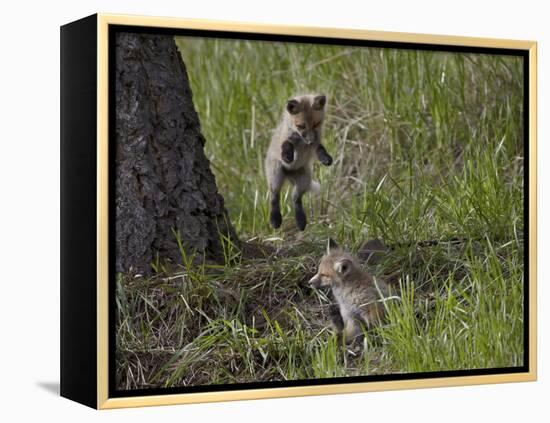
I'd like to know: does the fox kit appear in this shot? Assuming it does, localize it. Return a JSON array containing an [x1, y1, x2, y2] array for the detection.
[[309, 239, 389, 341], [265, 94, 333, 231]]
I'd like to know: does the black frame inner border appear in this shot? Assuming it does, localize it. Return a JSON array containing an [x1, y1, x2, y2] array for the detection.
[[107, 23, 531, 399]]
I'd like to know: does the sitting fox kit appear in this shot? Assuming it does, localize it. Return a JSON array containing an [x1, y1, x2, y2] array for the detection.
[[309, 239, 389, 341], [265, 94, 333, 231]]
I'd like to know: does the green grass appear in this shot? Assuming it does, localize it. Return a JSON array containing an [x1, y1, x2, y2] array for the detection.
[[115, 37, 524, 389]]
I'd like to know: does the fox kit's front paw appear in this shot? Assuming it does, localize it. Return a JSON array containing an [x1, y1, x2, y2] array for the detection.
[[320, 154, 333, 166], [316, 144, 333, 166], [281, 140, 294, 164], [270, 210, 282, 229], [329, 304, 344, 333]]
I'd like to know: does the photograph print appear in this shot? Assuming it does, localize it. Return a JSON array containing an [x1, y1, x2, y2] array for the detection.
[[112, 26, 528, 395]]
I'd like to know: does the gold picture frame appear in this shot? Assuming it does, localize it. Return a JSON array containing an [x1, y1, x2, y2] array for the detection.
[[60, 13, 537, 409]]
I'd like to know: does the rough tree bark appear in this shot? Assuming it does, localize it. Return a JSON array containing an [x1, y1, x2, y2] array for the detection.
[[115, 32, 237, 274]]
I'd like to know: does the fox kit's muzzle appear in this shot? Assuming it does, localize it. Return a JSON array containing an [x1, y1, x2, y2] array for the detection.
[[308, 274, 321, 288], [291, 130, 313, 145], [292, 129, 317, 145], [302, 129, 317, 145]]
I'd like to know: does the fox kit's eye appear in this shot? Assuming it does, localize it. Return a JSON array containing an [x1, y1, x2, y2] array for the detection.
[[296, 123, 306, 130]]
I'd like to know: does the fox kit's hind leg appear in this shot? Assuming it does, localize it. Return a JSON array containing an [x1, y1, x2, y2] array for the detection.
[[266, 159, 285, 229], [343, 318, 361, 341], [360, 303, 385, 327], [287, 166, 312, 231]]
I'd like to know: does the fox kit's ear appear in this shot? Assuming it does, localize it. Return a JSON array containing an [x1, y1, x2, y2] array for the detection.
[[313, 95, 327, 110], [327, 238, 338, 253], [334, 258, 352, 276], [286, 99, 300, 115]]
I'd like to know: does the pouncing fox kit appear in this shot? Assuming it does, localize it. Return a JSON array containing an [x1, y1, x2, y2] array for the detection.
[[264, 94, 333, 231]]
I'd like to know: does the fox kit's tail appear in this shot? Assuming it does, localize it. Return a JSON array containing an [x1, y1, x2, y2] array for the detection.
[[309, 180, 321, 195]]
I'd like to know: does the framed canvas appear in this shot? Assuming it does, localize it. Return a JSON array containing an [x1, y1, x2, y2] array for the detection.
[[60, 13, 537, 409]]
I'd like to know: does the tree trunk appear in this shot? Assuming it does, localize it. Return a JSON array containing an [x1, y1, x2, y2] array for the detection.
[[115, 32, 237, 274]]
